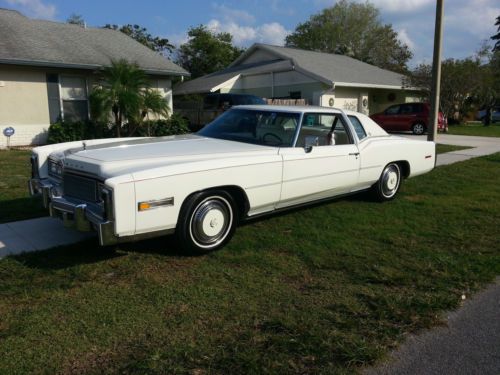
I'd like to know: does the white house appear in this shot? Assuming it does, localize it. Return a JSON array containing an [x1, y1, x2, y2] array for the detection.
[[175, 43, 421, 115]]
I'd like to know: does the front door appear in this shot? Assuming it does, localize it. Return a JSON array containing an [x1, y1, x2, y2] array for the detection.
[[278, 112, 360, 208]]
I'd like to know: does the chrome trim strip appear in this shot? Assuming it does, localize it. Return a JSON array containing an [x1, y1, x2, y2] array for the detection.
[[283, 168, 359, 183]]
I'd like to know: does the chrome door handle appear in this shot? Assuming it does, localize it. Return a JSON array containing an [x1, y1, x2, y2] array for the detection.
[[349, 152, 360, 156]]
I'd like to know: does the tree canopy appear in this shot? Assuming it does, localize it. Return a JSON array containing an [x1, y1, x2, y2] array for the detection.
[[285, 0, 412, 73], [492, 15, 500, 52], [66, 13, 85, 27], [176, 25, 244, 79], [104, 24, 174, 56]]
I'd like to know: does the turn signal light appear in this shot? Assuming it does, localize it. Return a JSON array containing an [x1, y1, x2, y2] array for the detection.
[[138, 202, 151, 211]]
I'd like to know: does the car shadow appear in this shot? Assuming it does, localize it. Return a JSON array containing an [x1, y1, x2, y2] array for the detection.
[[11, 191, 378, 270]]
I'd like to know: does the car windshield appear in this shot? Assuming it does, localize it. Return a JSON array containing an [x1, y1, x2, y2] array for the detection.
[[198, 109, 300, 147]]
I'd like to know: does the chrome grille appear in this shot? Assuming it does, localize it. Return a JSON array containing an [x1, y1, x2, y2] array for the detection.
[[63, 173, 98, 202]]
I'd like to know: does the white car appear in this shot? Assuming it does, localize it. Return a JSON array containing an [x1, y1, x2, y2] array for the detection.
[[29, 105, 436, 253]]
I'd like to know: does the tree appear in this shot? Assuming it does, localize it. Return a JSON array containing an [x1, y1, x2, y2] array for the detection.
[[285, 0, 412, 73], [404, 55, 498, 122], [176, 25, 244, 79], [140, 88, 170, 136], [104, 24, 174, 56], [492, 15, 500, 52], [89, 59, 148, 137], [90, 60, 171, 137], [67, 13, 85, 27]]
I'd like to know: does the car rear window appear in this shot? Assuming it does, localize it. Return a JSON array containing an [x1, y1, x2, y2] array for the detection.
[[348, 115, 367, 140]]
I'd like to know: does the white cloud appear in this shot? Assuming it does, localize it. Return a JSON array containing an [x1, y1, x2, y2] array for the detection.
[[5, 0, 56, 19], [367, 0, 433, 13], [397, 28, 415, 50], [207, 19, 289, 46], [211, 3, 255, 24]]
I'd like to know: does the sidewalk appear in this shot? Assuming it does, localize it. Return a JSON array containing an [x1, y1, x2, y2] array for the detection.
[[0, 217, 91, 258], [1, 134, 500, 259]]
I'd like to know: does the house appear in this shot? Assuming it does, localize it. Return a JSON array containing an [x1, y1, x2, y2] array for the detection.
[[175, 43, 421, 115], [0, 8, 189, 148]]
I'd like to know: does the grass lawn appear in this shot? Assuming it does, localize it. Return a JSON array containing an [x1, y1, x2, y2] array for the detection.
[[436, 144, 472, 154], [0, 152, 499, 374], [447, 123, 500, 137], [0, 150, 47, 223]]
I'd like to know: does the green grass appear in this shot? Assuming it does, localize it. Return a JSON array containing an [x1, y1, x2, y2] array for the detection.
[[0, 150, 47, 223], [447, 123, 500, 137], [436, 144, 472, 154], [0, 153, 499, 374]]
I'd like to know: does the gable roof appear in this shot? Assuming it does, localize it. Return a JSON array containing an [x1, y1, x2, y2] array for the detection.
[[175, 43, 409, 95], [0, 8, 189, 76], [174, 59, 293, 95], [231, 44, 406, 89]]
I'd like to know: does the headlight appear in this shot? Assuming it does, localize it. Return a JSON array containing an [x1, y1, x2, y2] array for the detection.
[[48, 158, 63, 178]]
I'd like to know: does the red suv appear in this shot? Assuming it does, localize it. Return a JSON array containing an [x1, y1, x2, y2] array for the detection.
[[370, 102, 448, 135]]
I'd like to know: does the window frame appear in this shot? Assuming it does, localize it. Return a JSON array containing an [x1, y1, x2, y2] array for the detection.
[[293, 112, 355, 148], [59, 74, 90, 122]]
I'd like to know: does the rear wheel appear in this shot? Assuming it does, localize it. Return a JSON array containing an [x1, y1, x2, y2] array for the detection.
[[176, 191, 237, 254], [372, 163, 401, 201], [411, 123, 426, 135]]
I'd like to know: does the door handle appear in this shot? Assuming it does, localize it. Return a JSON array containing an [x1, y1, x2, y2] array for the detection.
[[349, 152, 360, 156]]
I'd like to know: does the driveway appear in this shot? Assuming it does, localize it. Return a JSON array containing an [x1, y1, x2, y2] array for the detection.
[[400, 133, 500, 166]]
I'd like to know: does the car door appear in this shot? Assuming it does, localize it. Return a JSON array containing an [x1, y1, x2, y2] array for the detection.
[[375, 105, 400, 131], [277, 112, 360, 208], [395, 103, 416, 131]]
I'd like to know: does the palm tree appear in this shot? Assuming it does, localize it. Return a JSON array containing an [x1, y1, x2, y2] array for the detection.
[[91, 59, 148, 137], [140, 88, 170, 136]]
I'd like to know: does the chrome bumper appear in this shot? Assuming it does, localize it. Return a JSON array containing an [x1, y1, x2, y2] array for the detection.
[[28, 178, 117, 246]]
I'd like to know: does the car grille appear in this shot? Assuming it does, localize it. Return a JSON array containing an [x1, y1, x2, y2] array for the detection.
[[63, 173, 98, 202]]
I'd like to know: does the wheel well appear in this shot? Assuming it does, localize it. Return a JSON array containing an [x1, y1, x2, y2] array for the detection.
[[395, 161, 410, 178], [183, 185, 250, 218]]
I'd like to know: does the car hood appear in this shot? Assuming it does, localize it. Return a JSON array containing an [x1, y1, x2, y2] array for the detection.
[[59, 134, 279, 179]]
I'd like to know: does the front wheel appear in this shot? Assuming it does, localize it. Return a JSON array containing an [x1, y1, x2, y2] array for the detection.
[[176, 191, 237, 254], [372, 163, 401, 201]]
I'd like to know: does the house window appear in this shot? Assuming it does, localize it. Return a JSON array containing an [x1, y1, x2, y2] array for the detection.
[[60, 76, 89, 122]]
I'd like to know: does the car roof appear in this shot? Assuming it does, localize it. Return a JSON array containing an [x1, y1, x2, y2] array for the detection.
[[233, 104, 362, 115]]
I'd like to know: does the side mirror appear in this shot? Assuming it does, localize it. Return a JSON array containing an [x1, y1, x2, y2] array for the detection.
[[304, 136, 319, 153]]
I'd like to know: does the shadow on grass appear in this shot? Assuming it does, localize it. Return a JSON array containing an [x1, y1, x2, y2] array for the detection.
[[0, 196, 47, 224], [10, 190, 377, 270]]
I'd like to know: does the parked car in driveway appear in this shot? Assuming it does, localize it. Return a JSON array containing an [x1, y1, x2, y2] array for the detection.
[[175, 93, 266, 131], [370, 102, 448, 135], [476, 107, 500, 123], [29, 106, 436, 254]]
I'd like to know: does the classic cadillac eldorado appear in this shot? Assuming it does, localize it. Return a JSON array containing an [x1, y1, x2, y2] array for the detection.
[[29, 105, 436, 253]]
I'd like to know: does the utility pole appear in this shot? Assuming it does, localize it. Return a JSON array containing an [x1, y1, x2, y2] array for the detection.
[[428, 0, 444, 142]]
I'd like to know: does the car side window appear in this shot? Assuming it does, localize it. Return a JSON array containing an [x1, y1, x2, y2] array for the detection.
[[295, 113, 352, 147], [385, 105, 400, 115], [400, 104, 413, 114], [348, 115, 367, 140]]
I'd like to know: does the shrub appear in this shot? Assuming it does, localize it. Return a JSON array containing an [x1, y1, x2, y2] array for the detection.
[[47, 121, 88, 144], [137, 114, 190, 137]]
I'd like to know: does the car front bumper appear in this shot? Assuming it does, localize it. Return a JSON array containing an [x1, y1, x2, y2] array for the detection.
[[28, 178, 117, 246]]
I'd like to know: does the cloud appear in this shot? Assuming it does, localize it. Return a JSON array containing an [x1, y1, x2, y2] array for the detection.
[[4, 0, 56, 19], [397, 28, 415, 50], [207, 19, 290, 46], [367, 0, 433, 13], [211, 3, 255, 24]]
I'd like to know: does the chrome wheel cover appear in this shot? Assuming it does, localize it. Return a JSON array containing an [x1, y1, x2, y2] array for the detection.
[[381, 164, 400, 198], [189, 196, 233, 249]]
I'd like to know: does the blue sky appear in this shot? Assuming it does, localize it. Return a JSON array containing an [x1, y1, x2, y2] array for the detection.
[[1, 0, 499, 66]]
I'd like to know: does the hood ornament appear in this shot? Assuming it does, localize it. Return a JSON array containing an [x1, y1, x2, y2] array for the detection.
[[82, 141, 87, 151]]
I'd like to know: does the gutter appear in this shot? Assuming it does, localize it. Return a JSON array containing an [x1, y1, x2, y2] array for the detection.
[[0, 58, 189, 77]]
